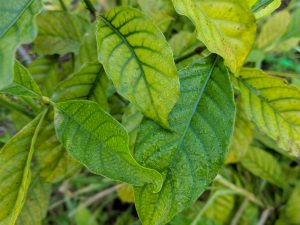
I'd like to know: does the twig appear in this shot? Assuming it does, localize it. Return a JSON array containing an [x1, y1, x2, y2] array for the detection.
[[230, 199, 249, 225], [82, 0, 96, 19], [215, 175, 264, 207], [68, 184, 124, 216], [257, 208, 273, 225], [58, 0, 67, 10]]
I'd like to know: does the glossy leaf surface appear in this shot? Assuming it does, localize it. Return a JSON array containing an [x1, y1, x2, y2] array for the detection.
[[133, 56, 235, 225], [97, 7, 179, 127], [54, 100, 163, 190], [172, 0, 256, 74]]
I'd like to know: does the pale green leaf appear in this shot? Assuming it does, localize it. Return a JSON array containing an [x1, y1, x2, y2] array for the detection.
[[241, 147, 285, 187], [133, 56, 236, 225], [282, 7, 300, 40], [234, 68, 300, 157], [286, 181, 300, 224], [35, 121, 81, 183], [28, 56, 59, 97], [75, 208, 98, 225], [274, 38, 300, 52], [52, 63, 113, 111], [257, 10, 291, 50], [0, 111, 45, 224], [169, 31, 199, 58], [15, 177, 51, 225], [34, 11, 89, 55], [117, 184, 135, 203], [54, 100, 163, 190], [252, 0, 281, 19], [226, 101, 253, 164], [172, 0, 256, 74], [96, 7, 180, 127], [0, 0, 42, 89], [0, 61, 42, 98]]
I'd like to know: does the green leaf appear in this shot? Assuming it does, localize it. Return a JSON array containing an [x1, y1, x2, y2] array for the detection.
[[226, 101, 253, 164], [35, 121, 81, 183], [133, 56, 236, 225], [96, 6, 180, 127], [34, 11, 89, 55], [169, 31, 199, 58], [282, 7, 300, 40], [117, 184, 135, 203], [241, 147, 285, 187], [286, 181, 300, 224], [54, 100, 163, 190], [0, 111, 46, 224], [52, 63, 112, 111], [16, 177, 51, 225], [252, 0, 281, 19], [28, 56, 59, 97], [172, 0, 256, 74], [233, 68, 300, 157], [0, 0, 42, 89], [75, 208, 98, 225], [0, 61, 42, 98], [257, 10, 291, 50]]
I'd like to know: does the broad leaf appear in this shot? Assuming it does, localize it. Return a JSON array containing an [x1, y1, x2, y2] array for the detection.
[[52, 63, 113, 111], [96, 7, 180, 127], [252, 0, 281, 19], [0, 112, 45, 224], [34, 11, 89, 55], [0, 61, 42, 98], [257, 10, 291, 50], [172, 0, 256, 74], [234, 68, 300, 157], [0, 0, 42, 89], [54, 100, 163, 190], [133, 56, 236, 225], [226, 101, 253, 164], [16, 177, 51, 225], [241, 147, 285, 187], [35, 121, 81, 183]]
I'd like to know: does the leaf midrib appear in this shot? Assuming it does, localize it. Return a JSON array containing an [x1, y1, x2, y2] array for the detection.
[[99, 15, 160, 121]]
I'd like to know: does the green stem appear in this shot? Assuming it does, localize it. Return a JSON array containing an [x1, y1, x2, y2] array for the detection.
[[174, 47, 206, 64], [58, 0, 67, 10], [0, 95, 34, 118], [215, 175, 264, 207], [82, 0, 96, 17]]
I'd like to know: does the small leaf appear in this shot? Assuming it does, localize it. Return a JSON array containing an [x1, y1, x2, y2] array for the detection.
[[16, 177, 51, 225], [286, 181, 300, 224], [233, 68, 300, 157], [282, 7, 300, 40], [1, 61, 42, 98], [34, 11, 89, 55], [0, 111, 45, 224], [96, 6, 179, 127], [133, 56, 236, 225], [241, 147, 285, 187], [54, 100, 163, 190], [169, 31, 199, 58], [252, 0, 281, 19], [117, 184, 135, 203], [75, 208, 98, 225], [52, 63, 112, 111], [172, 0, 256, 74], [0, 0, 42, 89]]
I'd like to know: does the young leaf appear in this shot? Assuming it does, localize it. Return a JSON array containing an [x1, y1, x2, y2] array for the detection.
[[252, 0, 281, 19], [34, 11, 89, 55], [0, 111, 46, 224], [0, 0, 42, 89], [133, 56, 236, 225], [54, 100, 163, 190], [226, 101, 253, 164], [96, 7, 180, 127], [15, 177, 51, 225], [172, 0, 256, 74], [285, 181, 300, 224], [52, 63, 113, 111], [0, 61, 42, 98], [241, 147, 285, 188], [35, 122, 81, 183], [233, 68, 300, 157], [281, 7, 300, 40]]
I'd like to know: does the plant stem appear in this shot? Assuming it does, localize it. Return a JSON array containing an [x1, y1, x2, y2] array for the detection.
[[215, 175, 264, 207], [230, 199, 249, 225], [174, 47, 206, 64], [0, 95, 34, 118], [82, 0, 96, 17], [58, 0, 67, 10], [257, 208, 273, 225]]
